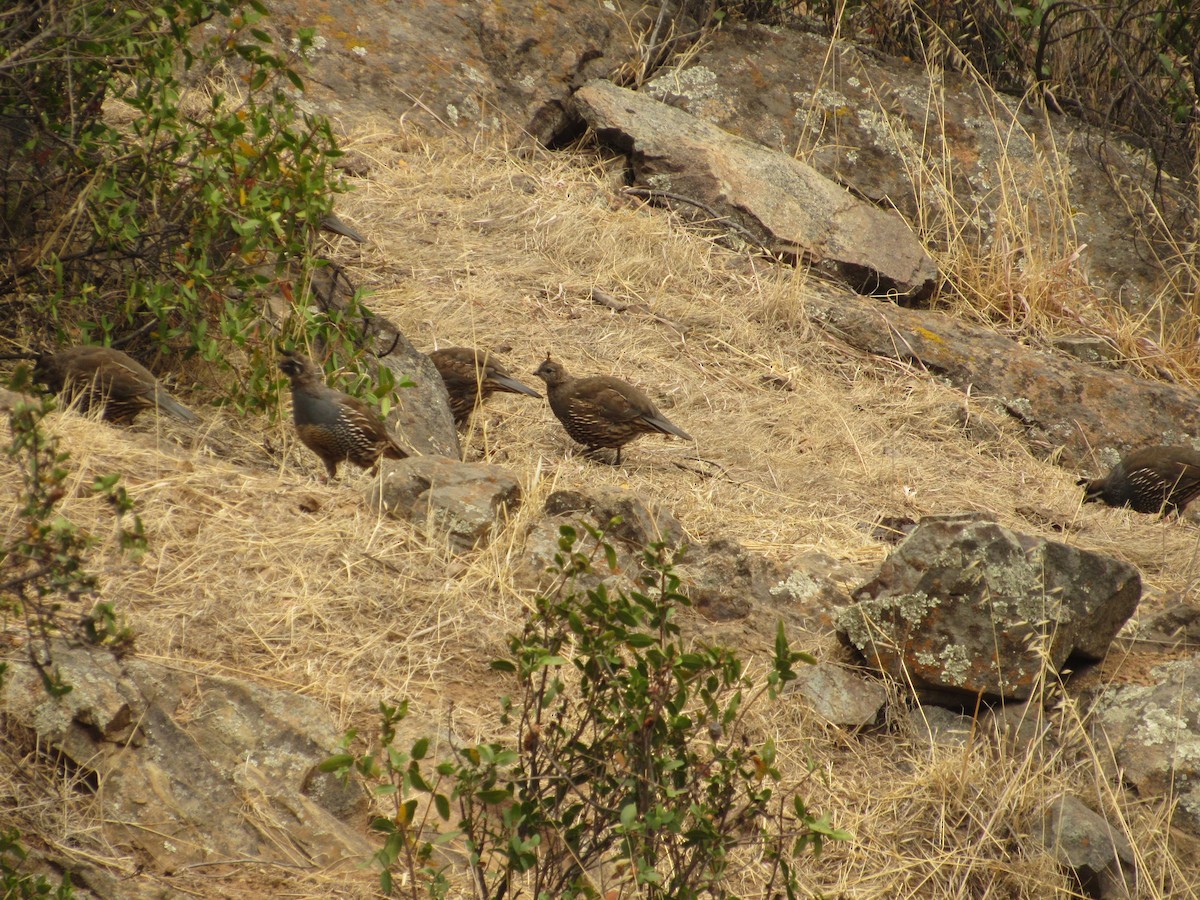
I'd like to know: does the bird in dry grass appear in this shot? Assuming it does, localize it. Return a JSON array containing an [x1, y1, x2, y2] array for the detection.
[[319, 212, 367, 243], [532, 355, 693, 464], [1078, 445, 1200, 518], [34, 345, 198, 425], [430, 347, 541, 425], [278, 349, 408, 480]]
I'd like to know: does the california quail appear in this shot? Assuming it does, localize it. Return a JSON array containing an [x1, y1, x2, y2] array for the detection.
[[278, 350, 408, 480], [430, 347, 541, 425], [532, 356, 693, 464], [1078, 445, 1200, 517], [34, 345, 198, 425]]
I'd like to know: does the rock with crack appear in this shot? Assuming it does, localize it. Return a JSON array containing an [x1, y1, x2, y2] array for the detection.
[[0, 643, 373, 873], [838, 512, 1140, 702]]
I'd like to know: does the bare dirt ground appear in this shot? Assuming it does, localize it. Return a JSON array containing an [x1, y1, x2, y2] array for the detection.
[[4, 122, 1200, 897]]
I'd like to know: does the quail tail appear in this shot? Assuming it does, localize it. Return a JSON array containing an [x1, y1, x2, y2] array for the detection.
[[153, 387, 200, 423]]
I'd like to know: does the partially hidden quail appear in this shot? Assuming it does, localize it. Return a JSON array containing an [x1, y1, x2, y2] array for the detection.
[[279, 349, 408, 480], [532, 356, 692, 464], [1078, 445, 1200, 517], [34, 345, 198, 425], [319, 212, 367, 243], [430, 347, 541, 425]]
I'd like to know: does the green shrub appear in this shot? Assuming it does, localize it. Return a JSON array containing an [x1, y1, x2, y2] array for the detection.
[[326, 523, 848, 898], [0, 0, 381, 412], [1, 365, 144, 694]]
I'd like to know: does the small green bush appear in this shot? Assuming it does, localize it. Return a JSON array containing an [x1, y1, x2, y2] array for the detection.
[[326, 522, 847, 898], [0, 0, 382, 413], [1, 365, 144, 694]]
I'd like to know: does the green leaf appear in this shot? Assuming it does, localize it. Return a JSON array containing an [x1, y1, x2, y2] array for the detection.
[[434, 793, 451, 820], [318, 753, 353, 772]]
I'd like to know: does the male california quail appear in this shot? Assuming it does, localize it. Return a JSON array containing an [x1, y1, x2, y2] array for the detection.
[[430, 347, 541, 425], [532, 356, 692, 464], [1078, 445, 1200, 517], [34, 345, 198, 425], [278, 349, 408, 480]]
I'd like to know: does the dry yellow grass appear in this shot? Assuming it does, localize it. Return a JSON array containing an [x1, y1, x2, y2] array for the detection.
[[4, 118, 1200, 898]]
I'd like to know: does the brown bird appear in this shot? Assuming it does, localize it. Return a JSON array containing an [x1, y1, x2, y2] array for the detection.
[[278, 349, 408, 480], [430, 347, 541, 425], [1078, 445, 1200, 517], [532, 356, 692, 464], [34, 345, 198, 425]]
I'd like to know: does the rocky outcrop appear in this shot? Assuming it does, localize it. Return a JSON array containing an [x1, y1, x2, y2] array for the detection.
[[574, 79, 938, 302], [269, 0, 637, 143], [839, 512, 1141, 702], [643, 23, 1184, 313], [0, 644, 372, 872], [373, 456, 523, 549], [520, 488, 845, 627]]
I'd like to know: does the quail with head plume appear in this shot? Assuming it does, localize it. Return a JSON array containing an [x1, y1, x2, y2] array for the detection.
[[34, 345, 198, 425], [430, 347, 541, 425], [532, 356, 692, 464], [278, 350, 408, 480], [1078, 445, 1200, 517]]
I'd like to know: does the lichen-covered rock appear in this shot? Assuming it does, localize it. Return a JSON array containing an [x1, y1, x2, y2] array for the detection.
[[643, 23, 1177, 312], [1092, 658, 1200, 839], [374, 456, 522, 549], [790, 663, 886, 728], [839, 512, 1140, 701]]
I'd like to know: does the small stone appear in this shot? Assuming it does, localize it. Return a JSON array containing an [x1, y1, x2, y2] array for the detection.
[[791, 663, 886, 729]]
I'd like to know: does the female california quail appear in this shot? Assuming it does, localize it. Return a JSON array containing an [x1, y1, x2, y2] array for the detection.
[[1078, 445, 1200, 517], [532, 355, 693, 464], [430, 347, 541, 425], [34, 345, 198, 425], [278, 350, 408, 480]]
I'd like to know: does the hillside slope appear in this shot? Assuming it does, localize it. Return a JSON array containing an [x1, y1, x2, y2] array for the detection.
[[3, 124, 1198, 898]]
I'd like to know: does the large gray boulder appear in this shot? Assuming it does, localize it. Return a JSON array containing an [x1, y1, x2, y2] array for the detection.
[[839, 513, 1141, 701], [573, 79, 937, 302]]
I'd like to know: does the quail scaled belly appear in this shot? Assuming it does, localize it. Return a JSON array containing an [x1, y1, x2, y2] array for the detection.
[[532, 356, 692, 464], [1078, 445, 1200, 517], [34, 345, 199, 425], [430, 347, 541, 425], [278, 350, 408, 480]]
